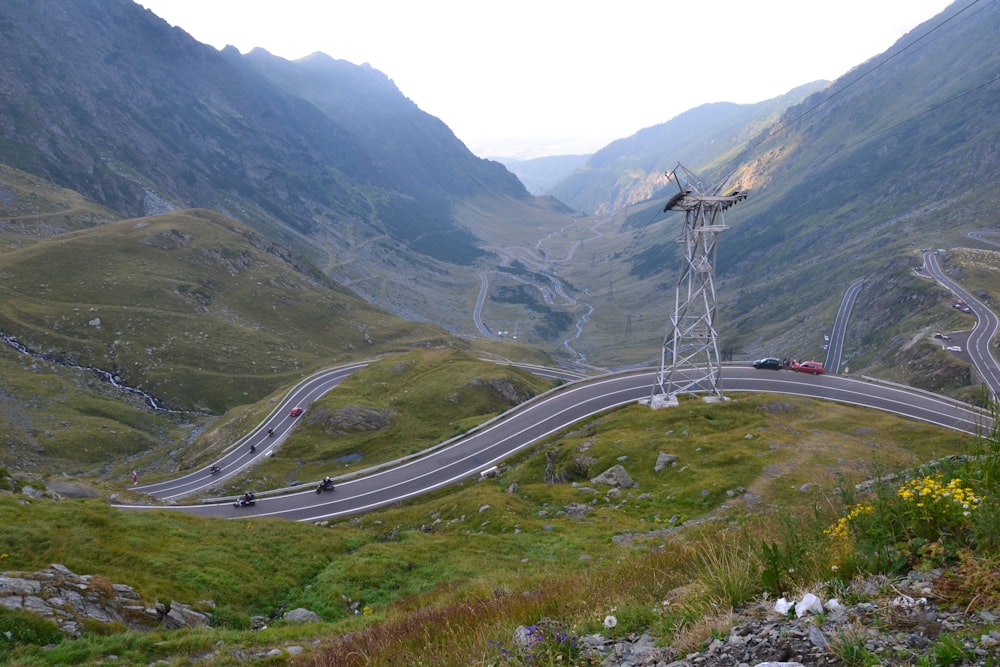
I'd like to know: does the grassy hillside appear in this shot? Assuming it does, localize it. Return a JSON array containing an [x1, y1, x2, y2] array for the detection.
[[0, 164, 121, 250], [0, 370, 990, 665], [0, 209, 449, 414], [0, 173, 559, 481]]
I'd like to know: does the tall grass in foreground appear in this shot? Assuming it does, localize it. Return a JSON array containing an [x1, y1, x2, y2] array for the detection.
[[294, 522, 803, 666], [0, 391, 993, 666], [300, 415, 1000, 666]]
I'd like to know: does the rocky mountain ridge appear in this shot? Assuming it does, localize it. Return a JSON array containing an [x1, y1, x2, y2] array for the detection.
[[0, 0, 551, 331]]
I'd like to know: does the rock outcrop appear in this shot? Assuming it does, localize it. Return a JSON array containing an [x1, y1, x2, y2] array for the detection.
[[0, 564, 211, 636], [591, 464, 636, 488]]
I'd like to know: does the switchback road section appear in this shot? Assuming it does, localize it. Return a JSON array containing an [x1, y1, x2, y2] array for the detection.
[[130, 362, 368, 501], [922, 249, 1000, 396]]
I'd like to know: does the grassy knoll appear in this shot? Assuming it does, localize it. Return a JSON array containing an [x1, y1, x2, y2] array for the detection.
[[211, 348, 559, 490], [2, 382, 990, 665]]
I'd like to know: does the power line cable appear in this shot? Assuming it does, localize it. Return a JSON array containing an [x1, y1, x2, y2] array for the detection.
[[770, 0, 986, 138], [845, 72, 1000, 150]]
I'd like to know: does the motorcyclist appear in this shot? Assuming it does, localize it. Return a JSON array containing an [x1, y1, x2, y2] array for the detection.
[[210, 464, 221, 474], [249, 443, 256, 453], [267, 428, 274, 437]]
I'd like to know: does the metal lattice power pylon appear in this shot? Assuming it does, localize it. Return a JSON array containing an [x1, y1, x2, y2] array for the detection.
[[652, 164, 747, 406]]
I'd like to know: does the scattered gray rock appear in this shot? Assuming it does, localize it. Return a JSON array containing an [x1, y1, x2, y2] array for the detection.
[[757, 401, 795, 414], [20, 485, 47, 499], [282, 608, 321, 623], [45, 480, 100, 498], [163, 601, 211, 630], [562, 503, 594, 519], [467, 377, 534, 403], [576, 570, 1000, 666], [320, 405, 394, 434], [654, 452, 678, 473], [591, 464, 635, 488]]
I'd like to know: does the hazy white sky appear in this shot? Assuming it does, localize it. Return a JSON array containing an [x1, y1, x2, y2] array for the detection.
[[137, 0, 955, 159]]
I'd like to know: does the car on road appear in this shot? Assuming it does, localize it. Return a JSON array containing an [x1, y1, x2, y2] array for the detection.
[[752, 357, 783, 370], [289, 406, 303, 417], [791, 360, 825, 375]]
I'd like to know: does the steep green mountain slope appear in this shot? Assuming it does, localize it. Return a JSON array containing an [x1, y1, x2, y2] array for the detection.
[[0, 165, 122, 250], [0, 209, 448, 416], [547, 82, 827, 215], [532, 0, 1000, 385], [714, 0, 1000, 373], [0, 0, 574, 334]]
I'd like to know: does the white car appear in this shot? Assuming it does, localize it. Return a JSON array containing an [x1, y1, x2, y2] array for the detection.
[[946, 345, 962, 352]]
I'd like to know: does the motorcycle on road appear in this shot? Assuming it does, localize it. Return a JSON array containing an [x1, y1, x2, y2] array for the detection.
[[234, 491, 256, 508]]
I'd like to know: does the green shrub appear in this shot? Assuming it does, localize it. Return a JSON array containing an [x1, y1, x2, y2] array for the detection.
[[210, 606, 250, 630], [0, 607, 64, 646], [828, 473, 986, 574]]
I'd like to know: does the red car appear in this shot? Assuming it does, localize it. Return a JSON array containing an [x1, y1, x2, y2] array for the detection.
[[791, 360, 825, 375], [289, 406, 303, 417]]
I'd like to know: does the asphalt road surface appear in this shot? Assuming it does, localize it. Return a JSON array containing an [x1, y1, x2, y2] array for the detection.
[[922, 250, 1000, 396], [130, 362, 368, 501], [118, 365, 987, 522], [117, 244, 1000, 522], [825, 278, 865, 373]]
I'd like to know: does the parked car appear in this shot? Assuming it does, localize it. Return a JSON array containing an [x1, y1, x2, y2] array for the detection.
[[946, 345, 963, 353], [289, 406, 303, 417], [934, 333, 952, 341], [791, 360, 825, 375], [752, 357, 782, 370]]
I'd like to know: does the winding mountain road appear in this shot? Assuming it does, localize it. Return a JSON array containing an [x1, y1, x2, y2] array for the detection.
[[130, 362, 368, 501], [922, 249, 1000, 396], [116, 242, 1000, 523], [119, 365, 987, 522]]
